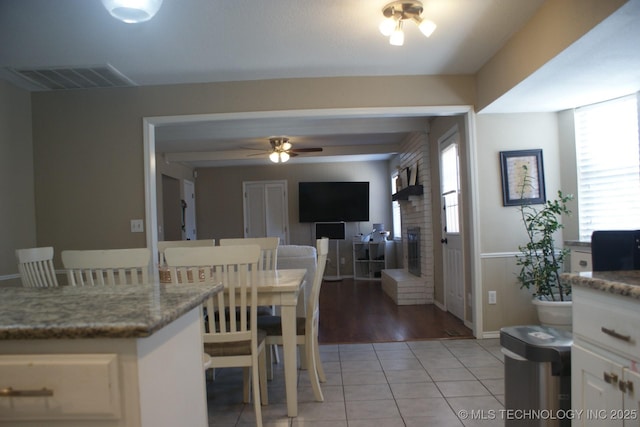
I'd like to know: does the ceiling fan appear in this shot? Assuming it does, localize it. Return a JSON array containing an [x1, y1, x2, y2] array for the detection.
[[249, 137, 323, 163]]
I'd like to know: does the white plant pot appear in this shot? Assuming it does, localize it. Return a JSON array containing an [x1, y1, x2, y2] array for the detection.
[[532, 295, 572, 331]]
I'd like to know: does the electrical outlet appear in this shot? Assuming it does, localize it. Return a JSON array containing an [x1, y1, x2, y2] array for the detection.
[[130, 219, 144, 233], [488, 291, 497, 305]]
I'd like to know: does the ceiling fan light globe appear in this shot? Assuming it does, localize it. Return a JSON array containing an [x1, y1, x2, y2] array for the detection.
[[269, 152, 280, 163], [101, 0, 163, 23], [282, 141, 292, 151], [280, 152, 290, 163]]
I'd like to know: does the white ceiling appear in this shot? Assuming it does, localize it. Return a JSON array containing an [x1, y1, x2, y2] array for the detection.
[[1, 0, 639, 167]]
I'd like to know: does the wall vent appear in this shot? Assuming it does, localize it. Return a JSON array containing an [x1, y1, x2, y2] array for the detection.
[[6, 64, 136, 91]]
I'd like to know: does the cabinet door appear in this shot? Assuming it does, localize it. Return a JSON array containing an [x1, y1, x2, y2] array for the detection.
[[573, 344, 624, 427], [623, 368, 640, 427]]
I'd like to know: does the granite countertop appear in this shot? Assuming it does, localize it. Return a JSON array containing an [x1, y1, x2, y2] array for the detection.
[[0, 282, 223, 340], [561, 271, 640, 300]]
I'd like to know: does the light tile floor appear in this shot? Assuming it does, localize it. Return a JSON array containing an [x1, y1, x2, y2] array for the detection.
[[206, 339, 505, 426]]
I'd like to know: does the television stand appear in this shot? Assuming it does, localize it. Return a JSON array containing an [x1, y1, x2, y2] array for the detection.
[[314, 222, 346, 282], [323, 239, 343, 282]]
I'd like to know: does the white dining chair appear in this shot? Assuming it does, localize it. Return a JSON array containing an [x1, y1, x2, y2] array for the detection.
[[61, 248, 151, 286], [257, 237, 329, 401], [163, 244, 268, 427], [15, 246, 59, 288], [219, 237, 281, 363], [157, 239, 215, 266], [218, 237, 279, 270]]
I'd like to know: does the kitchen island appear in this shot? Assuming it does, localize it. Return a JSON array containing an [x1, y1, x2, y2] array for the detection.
[[0, 282, 223, 427], [561, 271, 640, 426]]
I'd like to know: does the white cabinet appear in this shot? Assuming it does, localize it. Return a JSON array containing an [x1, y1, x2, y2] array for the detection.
[[0, 354, 120, 422], [0, 307, 207, 427], [572, 286, 640, 426], [353, 241, 389, 280]]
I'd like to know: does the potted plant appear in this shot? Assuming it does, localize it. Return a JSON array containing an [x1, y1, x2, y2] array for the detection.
[[515, 169, 573, 329]]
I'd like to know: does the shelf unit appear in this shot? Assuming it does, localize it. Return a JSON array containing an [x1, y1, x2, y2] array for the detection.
[[391, 185, 423, 201], [353, 240, 389, 280]]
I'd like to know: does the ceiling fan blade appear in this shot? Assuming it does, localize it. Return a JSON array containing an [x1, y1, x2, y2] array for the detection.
[[247, 152, 269, 157], [290, 147, 323, 153], [289, 152, 299, 157]]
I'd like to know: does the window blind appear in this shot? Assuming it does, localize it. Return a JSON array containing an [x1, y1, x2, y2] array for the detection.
[[574, 94, 640, 241]]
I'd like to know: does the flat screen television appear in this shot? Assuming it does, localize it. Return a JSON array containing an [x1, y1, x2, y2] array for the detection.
[[299, 182, 370, 223]]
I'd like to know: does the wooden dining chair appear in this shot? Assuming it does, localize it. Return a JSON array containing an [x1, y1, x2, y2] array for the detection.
[[257, 237, 329, 402], [15, 246, 59, 288], [157, 239, 215, 266], [163, 244, 268, 427], [61, 248, 151, 286]]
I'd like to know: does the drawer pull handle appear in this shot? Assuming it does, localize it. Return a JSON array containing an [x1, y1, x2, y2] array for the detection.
[[0, 387, 54, 397], [619, 380, 634, 393], [604, 372, 619, 384], [601, 327, 631, 342]]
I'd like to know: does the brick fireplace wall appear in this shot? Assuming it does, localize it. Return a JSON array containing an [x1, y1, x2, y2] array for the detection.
[[396, 132, 434, 304]]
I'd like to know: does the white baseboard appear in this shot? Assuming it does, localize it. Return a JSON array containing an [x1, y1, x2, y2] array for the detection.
[[481, 331, 500, 339]]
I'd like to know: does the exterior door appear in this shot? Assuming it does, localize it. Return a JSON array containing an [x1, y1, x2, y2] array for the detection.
[[243, 181, 289, 244], [440, 130, 465, 320], [182, 179, 197, 240]]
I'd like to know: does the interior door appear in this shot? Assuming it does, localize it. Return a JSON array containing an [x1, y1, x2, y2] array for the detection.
[[243, 181, 289, 244], [161, 174, 182, 241], [440, 130, 465, 320], [182, 179, 197, 240]]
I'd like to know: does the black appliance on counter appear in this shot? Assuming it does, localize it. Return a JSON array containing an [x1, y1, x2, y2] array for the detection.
[[591, 230, 640, 271]]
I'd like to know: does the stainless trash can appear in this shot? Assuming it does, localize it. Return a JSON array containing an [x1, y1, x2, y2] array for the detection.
[[500, 325, 572, 426]]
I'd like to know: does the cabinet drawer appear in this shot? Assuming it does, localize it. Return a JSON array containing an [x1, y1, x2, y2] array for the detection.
[[571, 250, 592, 272], [573, 289, 640, 360], [0, 354, 120, 421]]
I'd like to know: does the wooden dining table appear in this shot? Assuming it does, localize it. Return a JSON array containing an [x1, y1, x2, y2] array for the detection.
[[248, 268, 306, 417]]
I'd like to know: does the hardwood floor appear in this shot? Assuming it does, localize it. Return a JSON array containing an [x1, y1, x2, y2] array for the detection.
[[318, 278, 473, 344]]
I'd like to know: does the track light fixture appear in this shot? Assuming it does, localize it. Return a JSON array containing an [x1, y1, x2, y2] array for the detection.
[[379, 1, 436, 46]]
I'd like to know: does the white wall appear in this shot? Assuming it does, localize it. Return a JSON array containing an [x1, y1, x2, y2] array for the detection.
[[0, 80, 36, 282], [475, 112, 562, 333]]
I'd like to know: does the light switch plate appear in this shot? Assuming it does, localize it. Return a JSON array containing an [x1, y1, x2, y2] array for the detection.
[[488, 291, 497, 305], [130, 219, 144, 233]]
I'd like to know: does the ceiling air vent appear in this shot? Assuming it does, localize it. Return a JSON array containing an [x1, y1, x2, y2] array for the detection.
[[7, 64, 136, 91]]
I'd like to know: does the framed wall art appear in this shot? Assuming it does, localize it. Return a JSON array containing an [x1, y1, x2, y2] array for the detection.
[[499, 149, 546, 206]]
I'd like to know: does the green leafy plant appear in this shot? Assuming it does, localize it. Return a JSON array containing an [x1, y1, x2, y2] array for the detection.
[[515, 166, 573, 301]]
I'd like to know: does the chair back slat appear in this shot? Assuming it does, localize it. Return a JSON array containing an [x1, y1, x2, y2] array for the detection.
[[157, 239, 215, 265], [16, 247, 59, 288], [164, 245, 260, 344], [219, 237, 279, 270], [61, 248, 151, 286]]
